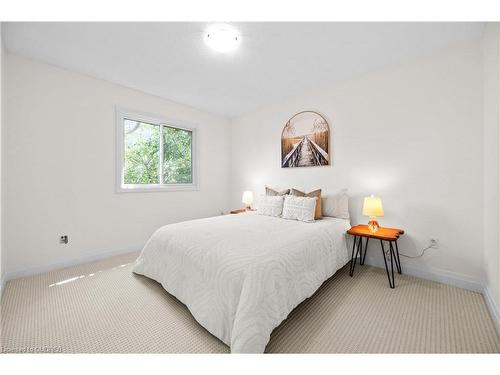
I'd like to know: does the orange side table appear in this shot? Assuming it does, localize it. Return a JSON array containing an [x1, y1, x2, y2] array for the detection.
[[230, 208, 257, 214], [346, 225, 404, 288]]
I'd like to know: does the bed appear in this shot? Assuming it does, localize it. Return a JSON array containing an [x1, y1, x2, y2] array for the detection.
[[132, 211, 351, 353]]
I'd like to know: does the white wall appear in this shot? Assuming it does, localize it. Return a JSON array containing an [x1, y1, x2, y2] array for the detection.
[[1, 34, 494, 304], [482, 24, 500, 322], [3, 53, 231, 278], [230, 42, 484, 282]]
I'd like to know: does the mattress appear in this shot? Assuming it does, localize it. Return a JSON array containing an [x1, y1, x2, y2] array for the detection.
[[132, 212, 351, 353]]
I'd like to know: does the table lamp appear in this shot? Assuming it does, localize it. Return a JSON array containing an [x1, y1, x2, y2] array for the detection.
[[242, 191, 254, 210], [363, 195, 384, 233]]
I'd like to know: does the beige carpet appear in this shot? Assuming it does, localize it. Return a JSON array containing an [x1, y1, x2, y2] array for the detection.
[[1, 252, 499, 353]]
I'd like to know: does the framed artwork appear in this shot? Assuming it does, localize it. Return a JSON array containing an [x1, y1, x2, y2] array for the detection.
[[281, 111, 330, 168]]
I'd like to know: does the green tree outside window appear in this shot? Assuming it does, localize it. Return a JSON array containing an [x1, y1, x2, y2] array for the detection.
[[123, 119, 192, 185]]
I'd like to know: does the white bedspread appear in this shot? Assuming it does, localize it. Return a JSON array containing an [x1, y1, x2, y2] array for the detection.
[[132, 212, 351, 353]]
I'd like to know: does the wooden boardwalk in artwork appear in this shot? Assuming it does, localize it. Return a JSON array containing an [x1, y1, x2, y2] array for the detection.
[[282, 135, 329, 167]]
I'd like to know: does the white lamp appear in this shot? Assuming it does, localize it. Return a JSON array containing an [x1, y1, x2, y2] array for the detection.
[[362, 195, 384, 233], [242, 191, 254, 210]]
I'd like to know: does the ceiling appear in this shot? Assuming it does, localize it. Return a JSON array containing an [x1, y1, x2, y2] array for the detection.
[[3, 22, 484, 118]]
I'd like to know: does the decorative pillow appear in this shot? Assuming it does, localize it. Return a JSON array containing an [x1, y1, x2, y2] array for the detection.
[[291, 188, 322, 220], [265, 186, 290, 196], [257, 195, 285, 217], [321, 190, 350, 219], [282, 195, 317, 222]]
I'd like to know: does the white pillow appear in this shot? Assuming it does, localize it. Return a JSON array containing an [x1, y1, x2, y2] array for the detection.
[[321, 190, 350, 219], [257, 195, 284, 217], [282, 195, 317, 222]]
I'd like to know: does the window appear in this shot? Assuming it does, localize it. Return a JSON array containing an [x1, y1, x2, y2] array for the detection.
[[116, 109, 198, 192]]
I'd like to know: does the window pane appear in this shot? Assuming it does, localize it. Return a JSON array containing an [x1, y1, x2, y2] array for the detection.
[[163, 126, 192, 184], [123, 119, 160, 184]]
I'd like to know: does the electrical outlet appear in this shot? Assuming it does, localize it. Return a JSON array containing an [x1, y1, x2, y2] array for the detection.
[[430, 238, 439, 248], [60, 235, 68, 244]]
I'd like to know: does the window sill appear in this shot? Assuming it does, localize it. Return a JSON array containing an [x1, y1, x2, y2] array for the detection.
[[117, 184, 199, 193]]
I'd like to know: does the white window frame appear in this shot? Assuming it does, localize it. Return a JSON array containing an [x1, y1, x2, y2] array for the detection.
[[116, 108, 199, 193]]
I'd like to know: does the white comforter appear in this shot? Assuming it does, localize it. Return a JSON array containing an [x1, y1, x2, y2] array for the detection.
[[132, 212, 350, 353]]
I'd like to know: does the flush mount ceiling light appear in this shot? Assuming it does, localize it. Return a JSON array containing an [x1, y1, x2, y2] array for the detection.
[[203, 23, 241, 53]]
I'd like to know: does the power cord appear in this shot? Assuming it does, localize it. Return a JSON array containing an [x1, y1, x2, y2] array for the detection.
[[399, 245, 433, 258], [347, 235, 434, 259]]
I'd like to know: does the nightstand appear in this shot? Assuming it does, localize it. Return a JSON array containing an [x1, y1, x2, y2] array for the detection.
[[230, 208, 256, 214], [346, 225, 404, 288]]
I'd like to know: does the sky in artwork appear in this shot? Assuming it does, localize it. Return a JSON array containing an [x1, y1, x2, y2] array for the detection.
[[288, 112, 326, 137]]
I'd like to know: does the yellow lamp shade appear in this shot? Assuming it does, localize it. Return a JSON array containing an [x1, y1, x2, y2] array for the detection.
[[362, 195, 384, 217], [242, 191, 254, 206]]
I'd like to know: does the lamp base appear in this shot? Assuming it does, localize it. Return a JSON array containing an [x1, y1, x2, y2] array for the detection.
[[367, 217, 379, 233]]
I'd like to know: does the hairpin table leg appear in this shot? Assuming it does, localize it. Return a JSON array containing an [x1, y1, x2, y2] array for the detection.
[[349, 236, 358, 276], [350, 235, 363, 276], [394, 240, 402, 274], [357, 236, 362, 263], [389, 241, 395, 286], [361, 237, 369, 265], [390, 241, 401, 274], [380, 240, 395, 288]]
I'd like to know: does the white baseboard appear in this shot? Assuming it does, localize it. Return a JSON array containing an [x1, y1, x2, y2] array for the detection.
[[3, 247, 139, 283], [483, 286, 500, 335], [359, 254, 500, 335], [361, 254, 484, 292]]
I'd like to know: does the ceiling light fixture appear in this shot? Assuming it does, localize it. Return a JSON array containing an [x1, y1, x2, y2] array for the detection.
[[203, 23, 241, 54]]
